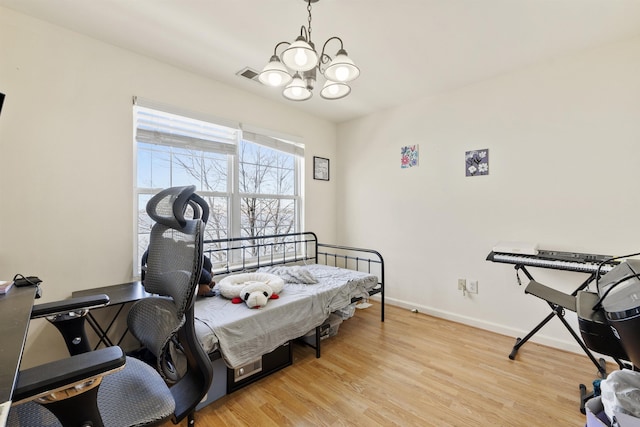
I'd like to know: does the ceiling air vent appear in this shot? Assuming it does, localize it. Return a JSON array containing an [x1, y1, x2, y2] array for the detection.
[[237, 67, 260, 83]]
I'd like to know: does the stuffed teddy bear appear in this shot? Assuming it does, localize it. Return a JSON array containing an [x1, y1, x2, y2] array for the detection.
[[218, 272, 284, 309]]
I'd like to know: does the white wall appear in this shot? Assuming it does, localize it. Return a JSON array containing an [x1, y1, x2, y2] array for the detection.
[[337, 36, 640, 355], [0, 7, 337, 366]]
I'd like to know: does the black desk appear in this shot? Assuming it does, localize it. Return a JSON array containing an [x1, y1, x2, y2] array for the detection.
[[72, 282, 150, 350], [0, 285, 37, 426]]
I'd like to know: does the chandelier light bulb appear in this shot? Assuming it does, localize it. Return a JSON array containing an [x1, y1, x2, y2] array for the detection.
[[320, 79, 350, 100], [269, 73, 283, 86], [323, 49, 360, 83], [258, 55, 292, 87], [283, 73, 313, 101], [282, 37, 318, 72], [334, 66, 350, 82], [294, 49, 308, 67]]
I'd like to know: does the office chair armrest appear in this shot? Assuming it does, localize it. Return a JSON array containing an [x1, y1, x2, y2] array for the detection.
[[31, 294, 110, 319], [12, 346, 126, 404]]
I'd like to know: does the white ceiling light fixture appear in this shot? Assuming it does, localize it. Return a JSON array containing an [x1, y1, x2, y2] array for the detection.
[[258, 0, 360, 101]]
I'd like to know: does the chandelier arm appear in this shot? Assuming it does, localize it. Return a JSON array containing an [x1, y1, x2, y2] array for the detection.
[[272, 41, 291, 56], [319, 36, 344, 62], [317, 53, 331, 74], [300, 25, 309, 42]]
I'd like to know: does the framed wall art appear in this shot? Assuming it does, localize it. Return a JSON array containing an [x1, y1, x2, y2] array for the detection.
[[465, 149, 489, 176], [313, 156, 330, 181], [401, 145, 419, 169]]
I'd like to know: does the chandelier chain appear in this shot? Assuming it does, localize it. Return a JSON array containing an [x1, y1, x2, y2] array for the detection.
[[307, 0, 313, 42]]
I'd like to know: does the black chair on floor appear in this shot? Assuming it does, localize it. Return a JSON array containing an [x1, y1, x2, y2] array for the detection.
[[575, 257, 640, 414], [8, 185, 213, 426], [577, 290, 630, 413]]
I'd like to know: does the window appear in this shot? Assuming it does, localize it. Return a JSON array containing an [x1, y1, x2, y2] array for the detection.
[[134, 98, 303, 274]]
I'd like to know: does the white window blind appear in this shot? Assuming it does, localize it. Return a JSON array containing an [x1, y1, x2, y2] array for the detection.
[[241, 130, 304, 157], [133, 97, 240, 154], [135, 107, 237, 155]]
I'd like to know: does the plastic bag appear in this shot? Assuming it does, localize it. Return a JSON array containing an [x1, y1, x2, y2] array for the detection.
[[601, 370, 640, 422]]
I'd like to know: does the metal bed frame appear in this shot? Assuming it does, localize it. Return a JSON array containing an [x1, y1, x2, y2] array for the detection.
[[192, 232, 385, 407], [203, 231, 385, 321]]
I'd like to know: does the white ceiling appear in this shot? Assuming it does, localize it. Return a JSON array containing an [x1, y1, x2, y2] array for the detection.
[[3, 0, 640, 123]]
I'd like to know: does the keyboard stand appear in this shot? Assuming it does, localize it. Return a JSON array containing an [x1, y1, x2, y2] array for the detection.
[[510, 265, 607, 378]]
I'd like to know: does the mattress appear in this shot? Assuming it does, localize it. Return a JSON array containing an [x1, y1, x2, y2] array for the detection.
[[194, 264, 377, 368]]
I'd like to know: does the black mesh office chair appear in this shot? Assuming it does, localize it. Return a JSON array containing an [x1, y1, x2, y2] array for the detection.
[[8, 185, 213, 426]]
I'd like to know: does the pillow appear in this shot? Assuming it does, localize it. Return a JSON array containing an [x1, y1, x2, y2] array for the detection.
[[257, 265, 318, 284]]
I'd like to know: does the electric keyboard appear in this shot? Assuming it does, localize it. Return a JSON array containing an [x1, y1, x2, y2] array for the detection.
[[487, 248, 621, 369], [486, 250, 619, 274]]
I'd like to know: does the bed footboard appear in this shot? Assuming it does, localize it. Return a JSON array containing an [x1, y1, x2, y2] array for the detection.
[[317, 243, 385, 322]]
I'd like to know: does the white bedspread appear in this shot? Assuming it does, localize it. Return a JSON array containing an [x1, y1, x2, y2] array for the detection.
[[194, 264, 377, 368]]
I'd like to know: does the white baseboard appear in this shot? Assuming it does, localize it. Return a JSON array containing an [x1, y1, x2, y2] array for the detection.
[[381, 296, 587, 356]]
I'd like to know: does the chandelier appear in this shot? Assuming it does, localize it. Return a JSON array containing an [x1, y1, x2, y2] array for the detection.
[[258, 0, 360, 101]]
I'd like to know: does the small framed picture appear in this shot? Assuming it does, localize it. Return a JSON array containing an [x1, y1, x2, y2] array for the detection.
[[401, 145, 419, 169], [313, 156, 330, 181], [465, 149, 489, 177]]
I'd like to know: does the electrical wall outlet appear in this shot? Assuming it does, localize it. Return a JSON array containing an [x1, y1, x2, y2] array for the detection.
[[458, 279, 466, 290], [468, 280, 478, 294]]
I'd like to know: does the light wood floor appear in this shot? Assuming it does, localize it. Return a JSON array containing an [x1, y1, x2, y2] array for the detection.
[[166, 302, 605, 426]]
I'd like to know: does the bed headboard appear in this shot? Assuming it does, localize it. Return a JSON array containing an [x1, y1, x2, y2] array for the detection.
[[203, 232, 385, 321], [204, 232, 319, 274]]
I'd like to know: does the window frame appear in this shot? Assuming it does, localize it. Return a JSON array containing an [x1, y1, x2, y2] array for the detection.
[[133, 98, 304, 277]]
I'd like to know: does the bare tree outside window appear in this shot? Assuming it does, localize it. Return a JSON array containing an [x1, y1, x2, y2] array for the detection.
[[239, 141, 296, 256]]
